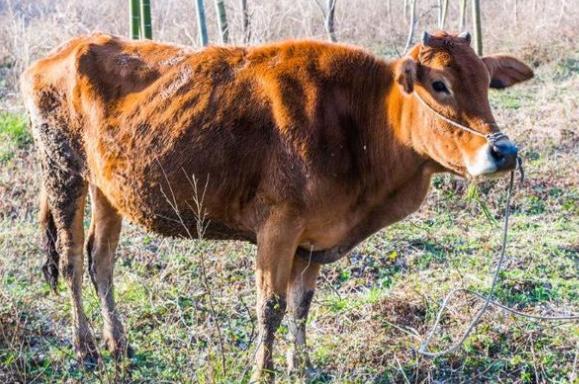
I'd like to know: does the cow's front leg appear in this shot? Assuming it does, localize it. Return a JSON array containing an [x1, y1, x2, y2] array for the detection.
[[286, 257, 320, 377], [251, 214, 302, 383]]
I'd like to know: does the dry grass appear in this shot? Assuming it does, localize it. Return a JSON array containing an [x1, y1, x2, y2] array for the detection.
[[1, 0, 578, 383], [0, 0, 577, 103]]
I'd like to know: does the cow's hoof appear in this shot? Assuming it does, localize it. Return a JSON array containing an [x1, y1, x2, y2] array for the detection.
[[288, 366, 321, 383], [304, 366, 325, 381], [287, 350, 317, 381], [74, 334, 101, 370], [250, 369, 275, 384], [105, 336, 133, 360], [77, 349, 101, 371]]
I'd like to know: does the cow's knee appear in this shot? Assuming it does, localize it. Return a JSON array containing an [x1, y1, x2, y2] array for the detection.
[[259, 294, 287, 344]]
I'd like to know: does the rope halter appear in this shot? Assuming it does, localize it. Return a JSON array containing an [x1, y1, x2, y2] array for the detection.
[[413, 90, 508, 144], [413, 90, 524, 181]]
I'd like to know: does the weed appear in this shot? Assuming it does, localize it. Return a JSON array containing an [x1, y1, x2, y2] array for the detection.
[[0, 112, 31, 162]]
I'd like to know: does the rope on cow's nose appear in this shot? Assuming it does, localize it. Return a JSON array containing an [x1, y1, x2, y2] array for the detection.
[[414, 91, 512, 144], [414, 90, 527, 182], [415, 167, 579, 359], [413, 91, 488, 138]]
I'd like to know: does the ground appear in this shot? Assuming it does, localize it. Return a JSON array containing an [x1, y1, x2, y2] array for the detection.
[[0, 31, 578, 384]]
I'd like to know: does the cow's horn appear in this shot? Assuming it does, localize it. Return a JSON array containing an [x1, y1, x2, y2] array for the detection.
[[422, 31, 432, 46], [458, 31, 471, 44]]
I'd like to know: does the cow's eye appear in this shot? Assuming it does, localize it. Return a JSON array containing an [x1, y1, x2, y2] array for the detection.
[[432, 81, 449, 93]]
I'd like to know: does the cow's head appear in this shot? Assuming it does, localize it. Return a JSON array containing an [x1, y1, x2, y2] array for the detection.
[[395, 31, 533, 177]]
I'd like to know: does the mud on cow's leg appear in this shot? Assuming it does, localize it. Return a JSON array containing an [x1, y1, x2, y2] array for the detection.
[[254, 293, 287, 382], [34, 117, 99, 366], [47, 179, 100, 366], [286, 257, 320, 377], [251, 213, 302, 383], [86, 185, 130, 359]]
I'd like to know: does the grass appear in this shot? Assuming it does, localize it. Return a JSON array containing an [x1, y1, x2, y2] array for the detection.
[[0, 112, 31, 163], [1, 21, 578, 384]]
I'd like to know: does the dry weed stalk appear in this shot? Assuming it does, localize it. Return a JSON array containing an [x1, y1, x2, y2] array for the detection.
[[157, 164, 228, 377]]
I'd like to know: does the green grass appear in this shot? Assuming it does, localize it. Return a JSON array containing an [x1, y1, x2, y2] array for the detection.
[[489, 88, 527, 110], [0, 112, 31, 162]]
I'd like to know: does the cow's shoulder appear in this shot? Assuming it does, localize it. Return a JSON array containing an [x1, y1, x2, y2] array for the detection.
[[27, 33, 194, 103], [71, 34, 165, 102]]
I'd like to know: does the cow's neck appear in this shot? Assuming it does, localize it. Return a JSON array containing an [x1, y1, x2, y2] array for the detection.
[[366, 68, 435, 202], [308, 81, 436, 261], [340, 69, 436, 235]]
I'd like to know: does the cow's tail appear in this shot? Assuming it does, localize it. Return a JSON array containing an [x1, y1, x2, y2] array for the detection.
[[39, 187, 60, 292]]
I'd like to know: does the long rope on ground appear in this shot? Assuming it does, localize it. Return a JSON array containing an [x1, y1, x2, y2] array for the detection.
[[417, 169, 579, 358]]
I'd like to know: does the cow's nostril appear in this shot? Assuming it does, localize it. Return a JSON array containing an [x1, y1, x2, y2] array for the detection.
[[490, 140, 519, 171], [490, 146, 504, 161]]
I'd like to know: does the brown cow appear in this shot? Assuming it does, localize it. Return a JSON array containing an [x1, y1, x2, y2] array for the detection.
[[20, 31, 532, 381]]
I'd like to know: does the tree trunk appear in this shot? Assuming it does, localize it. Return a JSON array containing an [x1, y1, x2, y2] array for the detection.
[[130, 0, 141, 39], [403, 0, 417, 54], [195, 0, 209, 46], [215, 0, 229, 43], [459, 0, 467, 31], [439, 0, 449, 29], [472, 0, 483, 55], [140, 0, 153, 39], [240, 0, 250, 43], [325, 0, 337, 42]]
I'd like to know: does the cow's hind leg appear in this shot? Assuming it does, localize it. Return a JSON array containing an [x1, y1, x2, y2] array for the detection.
[[86, 185, 129, 359], [45, 178, 99, 366], [286, 257, 320, 377]]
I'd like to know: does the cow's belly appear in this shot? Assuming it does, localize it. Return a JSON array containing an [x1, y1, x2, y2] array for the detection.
[[110, 191, 255, 241], [92, 163, 256, 241]]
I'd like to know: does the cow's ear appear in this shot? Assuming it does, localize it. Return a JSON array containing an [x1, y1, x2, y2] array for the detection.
[[395, 57, 418, 94], [482, 55, 534, 89]]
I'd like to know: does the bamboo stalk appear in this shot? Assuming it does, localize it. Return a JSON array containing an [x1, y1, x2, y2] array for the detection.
[[325, 0, 337, 42], [240, 0, 250, 43], [130, 0, 141, 40], [195, 0, 209, 46], [403, 0, 417, 54], [140, 0, 153, 39], [472, 0, 483, 55], [215, 0, 229, 44], [459, 0, 467, 31], [439, 0, 449, 29]]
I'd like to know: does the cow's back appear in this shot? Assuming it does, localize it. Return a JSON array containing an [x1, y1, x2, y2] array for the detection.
[[22, 33, 390, 240]]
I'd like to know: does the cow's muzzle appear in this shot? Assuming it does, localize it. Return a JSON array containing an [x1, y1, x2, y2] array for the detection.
[[466, 136, 519, 177], [489, 138, 518, 172]]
